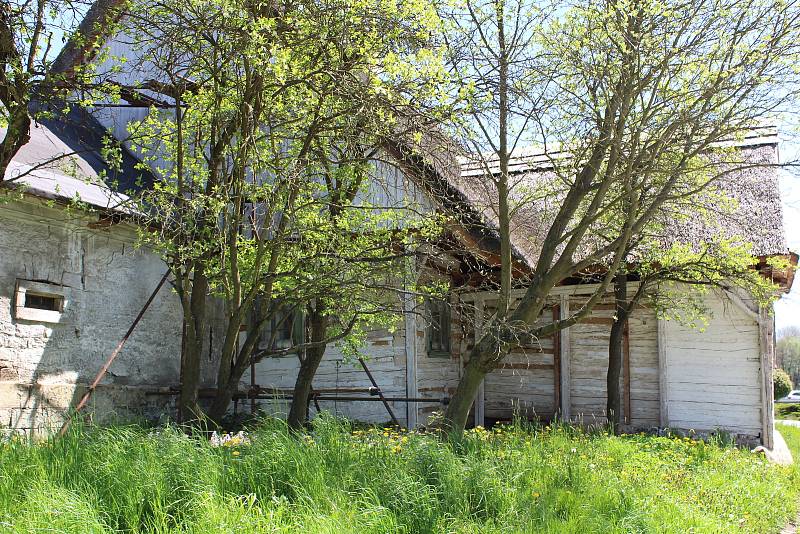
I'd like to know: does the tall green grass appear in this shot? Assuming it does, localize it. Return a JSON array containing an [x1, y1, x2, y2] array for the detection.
[[1, 417, 798, 533]]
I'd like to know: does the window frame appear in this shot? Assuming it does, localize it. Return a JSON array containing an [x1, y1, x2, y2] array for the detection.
[[263, 306, 305, 354], [14, 280, 69, 323], [426, 297, 451, 359]]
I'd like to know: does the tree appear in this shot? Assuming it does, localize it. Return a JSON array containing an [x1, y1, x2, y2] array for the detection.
[[0, 0, 125, 183], [438, 0, 800, 434], [123, 0, 449, 424], [778, 328, 800, 384]]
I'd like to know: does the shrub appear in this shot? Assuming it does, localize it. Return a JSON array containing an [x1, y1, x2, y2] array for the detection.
[[775, 368, 793, 399]]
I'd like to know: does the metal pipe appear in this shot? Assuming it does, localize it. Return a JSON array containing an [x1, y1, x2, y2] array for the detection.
[[144, 388, 447, 404], [243, 393, 447, 403], [312, 395, 448, 404], [357, 357, 400, 426], [59, 269, 171, 437]]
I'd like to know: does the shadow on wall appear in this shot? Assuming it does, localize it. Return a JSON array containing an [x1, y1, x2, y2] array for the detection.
[[0, 198, 218, 437]]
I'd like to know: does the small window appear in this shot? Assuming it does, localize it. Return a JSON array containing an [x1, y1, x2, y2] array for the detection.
[[426, 298, 451, 358], [264, 308, 304, 352], [14, 280, 69, 323], [25, 293, 63, 311]]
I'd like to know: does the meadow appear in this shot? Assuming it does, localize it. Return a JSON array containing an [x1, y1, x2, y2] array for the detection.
[[1, 417, 799, 533]]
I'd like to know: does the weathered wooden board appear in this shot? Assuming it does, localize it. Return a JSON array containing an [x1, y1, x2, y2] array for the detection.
[[662, 293, 762, 436], [567, 298, 660, 427]]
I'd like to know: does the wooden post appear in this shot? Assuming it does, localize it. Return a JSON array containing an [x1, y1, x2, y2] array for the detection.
[[474, 297, 485, 427], [552, 304, 561, 417], [559, 294, 571, 420], [623, 319, 631, 424], [759, 306, 775, 449], [404, 284, 418, 428]]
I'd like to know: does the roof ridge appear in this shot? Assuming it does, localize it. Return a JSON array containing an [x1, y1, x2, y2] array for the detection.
[[459, 125, 780, 176]]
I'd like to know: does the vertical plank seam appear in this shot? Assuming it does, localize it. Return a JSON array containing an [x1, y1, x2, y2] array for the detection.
[[552, 303, 561, 418], [560, 294, 571, 421], [657, 318, 669, 428]]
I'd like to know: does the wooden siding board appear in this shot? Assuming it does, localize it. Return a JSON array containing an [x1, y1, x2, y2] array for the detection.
[[568, 301, 660, 426], [662, 292, 762, 437]]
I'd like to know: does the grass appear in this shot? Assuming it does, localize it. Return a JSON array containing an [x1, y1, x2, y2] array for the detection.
[[776, 402, 800, 421], [1, 417, 799, 533]]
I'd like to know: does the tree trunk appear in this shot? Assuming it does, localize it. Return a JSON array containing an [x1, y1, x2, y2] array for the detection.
[[287, 305, 327, 430], [607, 272, 628, 434], [439, 333, 497, 433], [0, 102, 31, 183], [206, 307, 271, 424], [178, 268, 208, 424], [178, 328, 203, 423]]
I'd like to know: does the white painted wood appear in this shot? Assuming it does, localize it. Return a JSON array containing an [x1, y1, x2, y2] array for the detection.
[[474, 297, 485, 427], [759, 307, 775, 448], [559, 293, 571, 420], [661, 291, 762, 438], [724, 288, 760, 322], [404, 282, 418, 429]]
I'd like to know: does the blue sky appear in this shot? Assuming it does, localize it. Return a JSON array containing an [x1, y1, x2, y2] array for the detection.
[[774, 133, 799, 335]]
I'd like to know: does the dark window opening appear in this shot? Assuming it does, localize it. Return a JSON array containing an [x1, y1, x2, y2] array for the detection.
[[25, 293, 62, 311], [427, 298, 451, 358], [266, 308, 304, 351]]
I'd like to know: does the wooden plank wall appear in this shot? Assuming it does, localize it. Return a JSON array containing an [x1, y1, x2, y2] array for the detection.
[[483, 301, 558, 421], [662, 293, 762, 436], [253, 328, 410, 425], [414, 293, 465, 426], [253, 304, 463, 428], [568, 299, 659, 427]]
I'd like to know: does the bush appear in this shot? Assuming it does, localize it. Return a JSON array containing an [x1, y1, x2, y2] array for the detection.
[[775, 368, 793, 399]]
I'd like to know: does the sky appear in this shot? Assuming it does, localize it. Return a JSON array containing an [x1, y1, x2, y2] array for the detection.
[[774, 135, 800, 335]]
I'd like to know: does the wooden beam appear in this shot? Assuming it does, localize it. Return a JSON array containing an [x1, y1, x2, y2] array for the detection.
[[552, 304, 561, 417], [657, 319, 669, 427], [560, 294, 571, 420], [474, 297, 485, 427], [579, 317, 614, 326], [404, 280, 418, 429], [758, 306, 775, 449], [623, 319, 631, 424], [508, 347, 555, 355], [498, 363, 555, 371]]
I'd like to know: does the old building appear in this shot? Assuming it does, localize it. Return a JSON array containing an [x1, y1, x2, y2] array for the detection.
[[0, 5, 795, 446]]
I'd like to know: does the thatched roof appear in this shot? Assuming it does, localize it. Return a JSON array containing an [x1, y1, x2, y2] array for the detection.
[[26, 1, 794, 291], [451, 128, 788, 270], [50, 0, 129, 77]]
